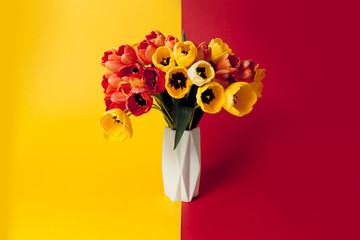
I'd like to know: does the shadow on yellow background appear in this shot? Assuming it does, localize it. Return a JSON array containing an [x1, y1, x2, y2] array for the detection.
[[1, 0, 181, 239]]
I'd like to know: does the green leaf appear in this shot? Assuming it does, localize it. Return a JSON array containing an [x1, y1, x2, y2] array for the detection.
[[182, 30, 186, 42], [174, 105, 193, 150], [172, 98, 181, 129], [157, 91, 173, 113], [189, 107, 204, 129], [185, 85, 198, 107]]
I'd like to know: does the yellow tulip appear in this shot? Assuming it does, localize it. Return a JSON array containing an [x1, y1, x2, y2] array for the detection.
[[209, 38, 232, 61], [173, 41, 198, 67], [187, 60, 215, 86], [99, 109, 133, 142], [196, 82, 225, 114], [250, 65, 265, 97], [165, 67, 192, 99], [152, 46, 176, 73], [223, 82, 257, 117]]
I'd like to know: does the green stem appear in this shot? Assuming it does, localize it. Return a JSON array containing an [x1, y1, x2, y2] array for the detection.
[[152, 97, 174, 128], [187, 104, 199, 130], [187, 110, 195, 130], [154, 96, 173, 123], [152, 106, 173, 128], [152, 104, 161, 110]]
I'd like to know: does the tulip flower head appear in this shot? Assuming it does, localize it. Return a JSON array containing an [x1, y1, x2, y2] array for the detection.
[[99, 109, 133, 142], [196, 82, 225, 114], [109, 92, 127, 111], [209, 38, 232, 61], [187, 60, 215, 87], [236, 60, 255, 81], [173, 41, 198, 67], [146, 30, 166, 48], [102, 72, 114, 93], [135, 40, 157, 66], [118, 63, 144, 79], [165, 67, 192, 98], [152, 46, 176, 73], [223, 82, 257, 117], [165, 35, 179, 50], [101, 50, 122, 73], [213, 53, 241, 88], [214, 53, 240, 73], [101, 45, 137, 73], [115, 44, 138, 65], [106, 64, 143, 95], [126, 88, 153, 116], [195, 42, 212, 62], [250, 65, 265, 97], [143, 67, 166, 94]]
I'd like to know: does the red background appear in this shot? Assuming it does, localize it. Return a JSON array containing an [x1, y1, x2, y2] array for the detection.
[[181, 0, 360, 239]]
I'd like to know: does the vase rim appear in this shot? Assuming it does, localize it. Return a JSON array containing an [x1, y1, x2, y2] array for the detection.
[[164, 126, 199, 132]]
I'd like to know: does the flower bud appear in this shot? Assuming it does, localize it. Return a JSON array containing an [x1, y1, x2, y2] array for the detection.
[[99, 109, 133, 142], [135, 40, 156, 66], [152, 46, 176, 73], [195, 42, 211, 62], [209, 38, 232, 61], [187, 60, 215, 86], [165, 35, 179, 50], [146, 30, 166, 48], [126, 88, 153, 116], [173, 41, 198, 68], [223, 82, 257, 117], [236, 60, 255, 81]]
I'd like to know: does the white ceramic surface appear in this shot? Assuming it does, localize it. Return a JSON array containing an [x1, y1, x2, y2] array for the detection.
[[162, 127, 201, 202]]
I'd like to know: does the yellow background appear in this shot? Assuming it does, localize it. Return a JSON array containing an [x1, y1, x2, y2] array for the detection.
[[1, 0, 182, 239]]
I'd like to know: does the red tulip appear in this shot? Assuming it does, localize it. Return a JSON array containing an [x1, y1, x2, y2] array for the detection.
[[101, 50, 117, 64], [126, 88, 153, 116], [101, 45, 137, 73], [164, 35, 179, 50], [118, 78, 133, 96], [135, 40, 156, 66], [236, 60, 255, 81], [142, 67, 166, 94], [102, 49, 121, 73], [101, 72, 114, 92], [214, 53, 240, 73], [115, 44, 137, 65], [118, 63, 143, 79], [146, 30, 166, 48], [213, 74, 237, 89], [104, 92, 127, 111], [108, 63, 143, 89], [110, 92, 127, 110], [213, 53, 240, 88], [195, 42, 212, 62]]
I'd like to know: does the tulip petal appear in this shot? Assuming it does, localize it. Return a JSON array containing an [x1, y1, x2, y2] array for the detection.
[[250, 65, 265, 97], [187, 60, 215, 87], [173, 41, 197, 68], [209, 38, 232, 61], [224, 82, 257, 117], [196, 82, 225, 114], [165, 67, 192, 98], [99, 109, 133, 142], [105, 61, 123, 73]]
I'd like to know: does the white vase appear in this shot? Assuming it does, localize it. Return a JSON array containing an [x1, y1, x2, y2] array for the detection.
[[162, 127, 201, 202]]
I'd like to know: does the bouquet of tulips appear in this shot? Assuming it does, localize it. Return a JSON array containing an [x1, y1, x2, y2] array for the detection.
[[100, 30, 265, 149]]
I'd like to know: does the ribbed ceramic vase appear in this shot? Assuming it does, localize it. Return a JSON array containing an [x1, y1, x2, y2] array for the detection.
[[162, 127, 201, 202]]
